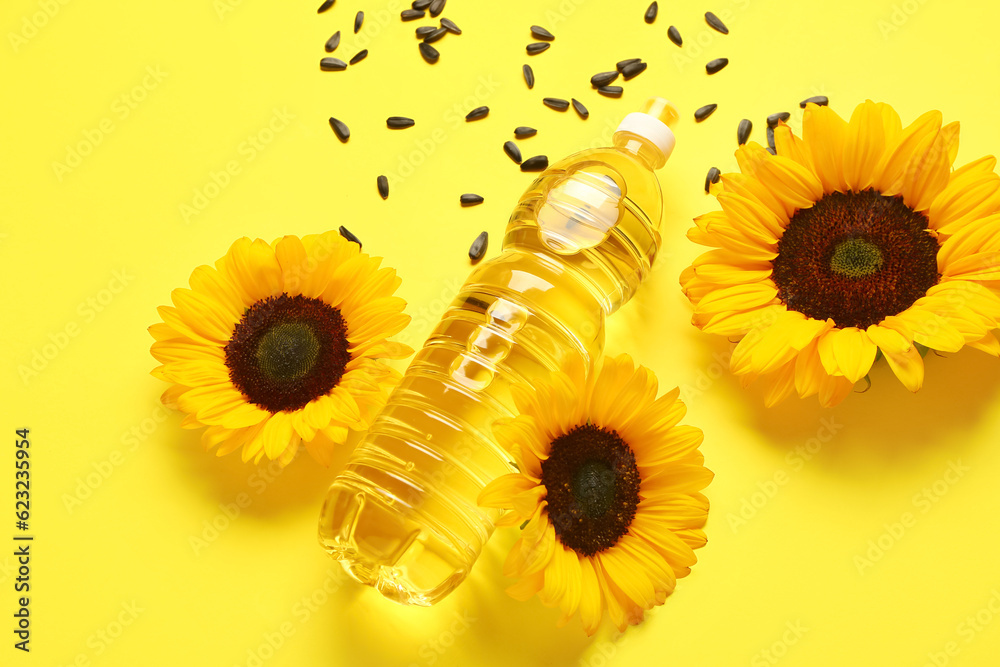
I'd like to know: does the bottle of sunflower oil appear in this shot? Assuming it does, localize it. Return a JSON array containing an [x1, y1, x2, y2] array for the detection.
[[318, 98, 680, 606]]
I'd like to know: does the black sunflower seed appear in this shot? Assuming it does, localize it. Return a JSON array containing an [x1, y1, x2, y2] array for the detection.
[[460, 193, 484, 206], [523, 64, 534, 89], [766, 147, 776, 155], [377, 175, 389, 200], [503, 140, 522, 163], [590, 71, 619, 87], [387, 116, 415, 129], [531, 25, 555, 40], [329, 117, 350, 142], [644, 2, 658, 23], [598, 85, 624, 97], [349, 49, 368, 65], [424, 27, 447, 43], [429, 0, 445, 18], [621, 60, 647, 80], [767, 126, 776, 150], [616, 58, 641, 72], [339, 225, 361, 248], [526, 42, 550, 55], [705, 11, 729, 34], [737, 119, 752, 145], [441, 17, 461, 34], [466, 106, 489, 121], [706, 57, 728, 74], [521, 155, 548, 171], [514, 126, 537, 138], [543, 97, 570, 111], [800, 95, 829, 108], [668, 25, 682, 46], [412, 0, 432, 9], [469, 231, 488, 262], [419, 41, 439, 63], [416, 26, 436, 38], [694, 103, 718, 122], [704, 166, 721, 193], [401, 9, 425, 20], [320, 57, 347, 71], [767, 111, 791, 127], [572, 98, 589, 119], [317, 0, 334, 13], [325, 31, 341, 52], [354, 11, 364, 33]]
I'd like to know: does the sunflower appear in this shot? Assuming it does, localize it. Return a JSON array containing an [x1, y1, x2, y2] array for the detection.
[[477, 354, 712, 635], [149, 232, 412, 466], [681, 100, 1000, 407]]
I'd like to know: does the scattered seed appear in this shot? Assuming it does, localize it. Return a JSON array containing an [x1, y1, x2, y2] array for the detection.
[[325, 31, 341, 52], [329, 117, 350, 142], [320, 57, 348, 71], [616, 58, 641, 72], [799, 95, 829, 108], [766, 126, 776, 150], [694, 103, 718, 122], [543, 97, 570, 111], [668, 25, 682, 46], [416, 26, 436, 38], [572, 98, 589, 119], [503, 141, 522, 164], [737, 119, 752, 145], [621, 61, 647, 80], [704, 166, 721, 193], [317, 0, 335, 13], [387, 116, 415, 128], [766, 147, 776, 155], [441, 17, 461, 34], [354, 11, 364, 33], [523, 64, 535, 89], [377, 175, 389, 200], [401, 8, 425, 20], [598, 85, 624, 98], [767, 111, 791, 127], [645, 2, 658, 23], [521, 155, 548, 171], [424, 27, 447, 43], [413, 0, 432, 9], [526, 42, 550, 55], [419, 41, 440, 63], [460, 193, 485, 206], [466, 106, 489, 121], [706, 57, 728, 75], [514, 126, 537, 138], [339, 225, 362, 248], [469, 231, 488, 262], [705, 11, 729, 34], [590, 71, 619, 87], [429, 0, 445, 17], [350, 49, 368, 65], [531, 25, 555, 40]]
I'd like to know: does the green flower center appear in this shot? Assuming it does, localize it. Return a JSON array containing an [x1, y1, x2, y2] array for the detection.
[[256, 322, 320, 382], [572, 460, 617, 519], [829, 237, 884, 278]]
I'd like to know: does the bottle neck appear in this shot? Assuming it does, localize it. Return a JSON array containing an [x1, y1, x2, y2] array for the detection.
[[613, 131, 665, 170]]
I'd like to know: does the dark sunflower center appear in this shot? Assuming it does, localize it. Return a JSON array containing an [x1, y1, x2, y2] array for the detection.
[[771, 189, 940, 329], [540, 424, 641, 557], [224, 294, 350, 413]]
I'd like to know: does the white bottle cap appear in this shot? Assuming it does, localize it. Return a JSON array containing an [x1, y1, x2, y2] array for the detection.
[[616, 112, 676, 162]]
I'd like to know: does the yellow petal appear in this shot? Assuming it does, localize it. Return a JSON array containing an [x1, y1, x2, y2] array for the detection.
[[873, 109, 942, 197], [694, 282, 779, 315], [842, 100, 889, 192], [477, 474, 537, 509], [882, 343, 925, 392], [803, 104, 850, 193], [577, 556, 604, 636], [763, 360, 797, 407]]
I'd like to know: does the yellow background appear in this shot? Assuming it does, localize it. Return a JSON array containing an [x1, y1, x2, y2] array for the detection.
[[3, 0, 1000, 665]]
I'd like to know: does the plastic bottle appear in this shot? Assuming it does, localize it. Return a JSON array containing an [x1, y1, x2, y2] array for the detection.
[[318, 98, 680, 606]]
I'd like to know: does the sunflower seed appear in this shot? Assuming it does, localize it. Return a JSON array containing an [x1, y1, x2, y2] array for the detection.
[[329, 117, 350, 142], [466, 106, 489, 121], [523, 64, 535, 89], [668, 25, 682, 46], [621, 60, 647, 80], [704, 166, 721, 193], [514, 126, 537, 138], [377, 175, 389, 200], [469, 231, 488, 262], [572, 98, 589, 119], [767, 126, 776, 150], [503, 140, 522, 164], [317, 0, 335, 13], [706, 57, 728, 74], [526, 42, 550, 55], [441, 17, 461, 34], [354, 11, 364, 33], [799, 95, 829, 108], [460, 193, 484, 206], [737, 119, 752, 145], [598, 85, 624, 97], [339, 225, 362, 248], [320, 57, 347, 71], [415, 25, 436, 38], [616, 58, 641, 72], [590, 71, 619, 87], [349, 49, 368, 65], [424, 27, 447, 43], [387, 116, 415, 128], [767, 111, 791, 127], [644, 2, 658, 23], [419, 42, 439, 63], [694, 103, 718, 122], [412, 0, 432, 9], [705, 11, 729, 34], [543, 97, 570, 111], [401, 9, 425, 20], [521, 155, 548, 171], [766, 146, 776, 155], [429, 0, 445, 17], [531, 25, 555, 40], [325, 31, 341, 52]]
